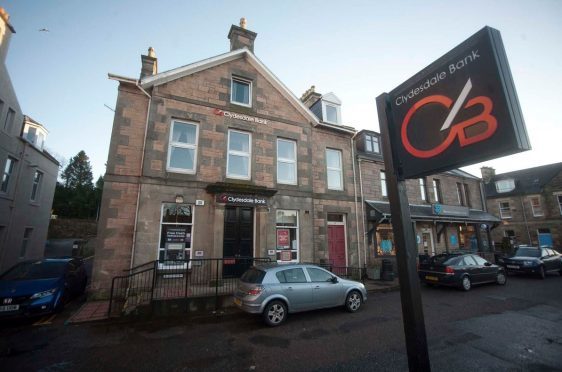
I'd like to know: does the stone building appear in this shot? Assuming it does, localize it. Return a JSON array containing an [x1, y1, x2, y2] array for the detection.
[[482, 163, 562, 249], [354, 130, 500, 268], [92, 20, 359, 295], [0, 8, 59, 272]]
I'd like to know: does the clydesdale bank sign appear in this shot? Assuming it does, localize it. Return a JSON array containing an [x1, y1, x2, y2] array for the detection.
[[387, 26, 530, 178]]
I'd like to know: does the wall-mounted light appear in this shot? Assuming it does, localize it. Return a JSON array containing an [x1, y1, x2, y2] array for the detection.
[[175, 195, 184, 204]]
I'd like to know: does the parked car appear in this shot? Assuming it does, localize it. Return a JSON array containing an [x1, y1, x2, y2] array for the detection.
[[233, 263, 367, 326], [418, 253, 506, 291], [0, 258, 87, 318], [502, 246, 562, 279]]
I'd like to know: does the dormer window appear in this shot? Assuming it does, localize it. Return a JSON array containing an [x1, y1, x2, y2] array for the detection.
[[322, 102, 340, 124], [495, 179, 515, 193], [365, 134, 380, 154], [22, 118, 48, 151], [231, 76, 252, 107]]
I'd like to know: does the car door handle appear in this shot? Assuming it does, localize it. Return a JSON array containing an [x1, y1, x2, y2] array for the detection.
[[287, 286, 293, 290], [314, 286, 320, 289]]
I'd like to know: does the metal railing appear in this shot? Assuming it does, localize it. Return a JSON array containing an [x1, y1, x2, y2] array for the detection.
[[108, 257, 271, 317], [312, 263, 367, 283]]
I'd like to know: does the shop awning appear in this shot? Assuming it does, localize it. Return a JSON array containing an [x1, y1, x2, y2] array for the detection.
[[365, 200, 501, 226]]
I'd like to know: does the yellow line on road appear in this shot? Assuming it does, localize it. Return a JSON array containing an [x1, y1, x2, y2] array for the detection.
[[33, 314, 56, 326]]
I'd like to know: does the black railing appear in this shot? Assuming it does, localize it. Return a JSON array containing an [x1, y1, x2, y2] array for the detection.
[[108, 257, 271, 317], [310, 263, 367, 282]]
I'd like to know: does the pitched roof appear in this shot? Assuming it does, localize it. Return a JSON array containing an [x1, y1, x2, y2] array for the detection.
[[484, 162, 562, 198], [138, 48, 356, 135]]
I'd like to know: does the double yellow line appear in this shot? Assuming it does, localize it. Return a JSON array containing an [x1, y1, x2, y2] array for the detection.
[[33, 314, 56, 326]]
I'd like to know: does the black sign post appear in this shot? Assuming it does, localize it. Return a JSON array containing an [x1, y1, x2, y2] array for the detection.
[[377, 94, 431, 371], [376, 26, 529, 372]]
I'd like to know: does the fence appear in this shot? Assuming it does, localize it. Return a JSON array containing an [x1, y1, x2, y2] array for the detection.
[[108, 257, 271, 317]]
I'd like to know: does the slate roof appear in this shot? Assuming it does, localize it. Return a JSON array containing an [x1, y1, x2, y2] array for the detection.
[[484, 162, 562, 198], [365, 201, 500, 224]]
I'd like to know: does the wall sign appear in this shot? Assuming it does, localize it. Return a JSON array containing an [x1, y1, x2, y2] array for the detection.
[[387, 26, 530, 179], [214, 108, 268, 124], [216, 193, 267, 206], [432, 203, 470, 217]]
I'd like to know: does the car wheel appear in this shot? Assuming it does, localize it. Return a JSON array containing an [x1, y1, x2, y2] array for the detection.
[[538, 266, 546, 280], [345, 290, 362, 313], [496, 271, 507, 285], [263, 300, 287, 327], [461, 276, 471, 291]]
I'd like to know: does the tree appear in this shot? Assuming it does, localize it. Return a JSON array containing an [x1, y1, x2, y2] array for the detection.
[[61, 150, 94, 190], [53, 150, 99, 219]]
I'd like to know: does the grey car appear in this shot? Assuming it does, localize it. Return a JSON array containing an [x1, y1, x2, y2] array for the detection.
[[233, 263, 367, 326]]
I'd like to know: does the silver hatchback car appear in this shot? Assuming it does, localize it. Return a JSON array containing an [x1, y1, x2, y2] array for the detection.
[[233, 263, 367, 326]]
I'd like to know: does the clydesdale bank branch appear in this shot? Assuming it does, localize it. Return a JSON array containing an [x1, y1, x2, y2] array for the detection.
[[91, 20, 500, 297]]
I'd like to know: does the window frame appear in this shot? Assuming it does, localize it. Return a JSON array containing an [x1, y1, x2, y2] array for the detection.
[[3, 108, 15, 133], [322, 101, 341, 125], [20, 227, 33, 258], [226, 129, 252, 180], [557, 194, 562, 216], [495, 179, 515, 193], [1, 157, 16, 194], [529, 196, 544, 217], [275, 209, 299, 263], [230, 76, 252, 108], [463, 183, 471, 208], [30, 170, 43, 202], [157, 203, 194, 269], [276, 138, 297, 185], [325, 148, 343, 191], [365, 134, 380, 154], [419, 178, 428, 202], [456, 182, 465, 206], [166, 120, 199, 174], [433, 179, 442, 203], [499, 201, 512, 219], [381, 170, 388, 197]]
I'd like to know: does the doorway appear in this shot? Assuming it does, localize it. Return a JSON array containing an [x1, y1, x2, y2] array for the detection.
[[223, 206, 254, 277], [327, 214, 347, 267], [421, 229, 435, 256]]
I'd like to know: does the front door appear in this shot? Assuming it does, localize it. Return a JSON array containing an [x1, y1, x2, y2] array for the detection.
[[223, 206, 253, 277], [328, 224, 346, 267], [422, 231, 435, 256]]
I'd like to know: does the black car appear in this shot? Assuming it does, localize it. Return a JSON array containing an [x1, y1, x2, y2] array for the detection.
[[502, 246, 562, 279], [418, 253, 506, 291]]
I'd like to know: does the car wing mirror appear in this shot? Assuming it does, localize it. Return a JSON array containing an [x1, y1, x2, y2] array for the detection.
[[331, 276, 338, 283], [484, 262, 492, 266]]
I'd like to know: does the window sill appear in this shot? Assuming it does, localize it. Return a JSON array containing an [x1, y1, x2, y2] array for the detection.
[[166, 167, 196, 175], [230, 101, 252, 108]]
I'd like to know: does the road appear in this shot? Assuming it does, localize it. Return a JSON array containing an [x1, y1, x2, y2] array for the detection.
[[1, 274, 561, 371]]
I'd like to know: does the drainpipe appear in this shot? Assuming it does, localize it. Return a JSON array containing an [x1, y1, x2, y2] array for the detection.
[[351, 133, 361, 268], [358, 158, 367, 267], [129, 81, 152, 270]]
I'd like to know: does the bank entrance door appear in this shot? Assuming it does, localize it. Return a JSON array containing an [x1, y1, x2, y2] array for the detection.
[[327, 214, 347, 267], [223, 206, 254, 277]]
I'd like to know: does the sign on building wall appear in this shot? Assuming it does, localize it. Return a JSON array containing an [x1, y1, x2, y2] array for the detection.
[[216, 193, 268, 206], [387, 26, 530, 178]]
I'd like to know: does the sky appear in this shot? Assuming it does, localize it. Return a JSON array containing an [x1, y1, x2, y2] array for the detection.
[[3, 0, 562, 180]]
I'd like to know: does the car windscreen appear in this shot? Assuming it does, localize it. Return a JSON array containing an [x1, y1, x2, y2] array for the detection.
[[514, 248, 540, 257], [240, 268, 266, 284], [0, 261, 67, 280]]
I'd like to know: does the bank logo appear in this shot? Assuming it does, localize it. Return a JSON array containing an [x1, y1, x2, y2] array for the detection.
[[400, 78, 498, 159]]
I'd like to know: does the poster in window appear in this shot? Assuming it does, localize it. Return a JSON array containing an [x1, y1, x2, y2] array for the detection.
[[280, 250, 292, 261], [166, 227, 188, 243], [277, 229, 290, 249]]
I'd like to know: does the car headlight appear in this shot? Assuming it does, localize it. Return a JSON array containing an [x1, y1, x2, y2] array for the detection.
[[30, 288, 58, 299]]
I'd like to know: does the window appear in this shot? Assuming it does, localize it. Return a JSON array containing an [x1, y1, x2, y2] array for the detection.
[[557, 194, 562, 215], [529, 196, 543, 217], [325, 104, 338, 124], [499, 201, 512, 219], [1, 157, 16, 193], [4, 108, 15, 132], [456, 183, 465, 206], [231, 77, 251, 107], [167, 120, 198, 173], [365, 134, 380, 154], [307, 267, 333, 282], [276, 210, 299, 263], [326, 149, 343, 190], [463, 256, 477, 266], [433, 179, 442, 203], [381, 170, 388, 197], [277, 268, 307, 283], [20, 228, 33, 258], [277, 139, 297, 184], [464, 183, 471, 208], [419, 178, 428, 202], [30, 170, 43, 201], [227, 130, 251, 179], [495, 179, 515, 193], [472, 255, 488, 266], [159, 203, 193, 263]]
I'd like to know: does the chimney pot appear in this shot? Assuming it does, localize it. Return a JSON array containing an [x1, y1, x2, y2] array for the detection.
[[240, 17, 247, 29], [140, 47, 158, 79], [480, 166, 496, 183], [228, 20, 257, 53]]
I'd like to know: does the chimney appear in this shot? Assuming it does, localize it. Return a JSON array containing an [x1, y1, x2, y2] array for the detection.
[[300, 85, 322, 108], [140, 47, 158, 79], [227, 17, 257, 52], [480, 166, 496, 183], [0, 7, 16, 63]]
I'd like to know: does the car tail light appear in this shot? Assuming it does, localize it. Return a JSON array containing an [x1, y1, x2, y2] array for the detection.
[[247, 286, 263, 296], [445, 266, 455, 274]]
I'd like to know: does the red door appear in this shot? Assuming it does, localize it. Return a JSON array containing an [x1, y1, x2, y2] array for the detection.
[[328, 225, 346, 267]]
